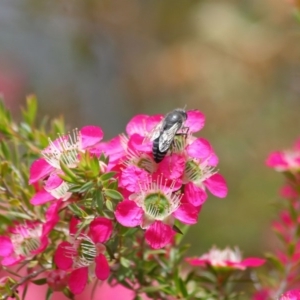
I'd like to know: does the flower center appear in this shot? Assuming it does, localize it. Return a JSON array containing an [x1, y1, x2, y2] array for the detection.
[[143, 192, 172, 220], [185, 160, 202, 182], [184, 159, 216, 183], [42, 130, 81, 169], [73, 238, 97, 268], [137, 156, 155, 173], [11, 225, 42, 257]]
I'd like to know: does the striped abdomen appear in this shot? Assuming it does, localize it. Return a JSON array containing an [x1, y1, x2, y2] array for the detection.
[[152, 137, 167, 163]]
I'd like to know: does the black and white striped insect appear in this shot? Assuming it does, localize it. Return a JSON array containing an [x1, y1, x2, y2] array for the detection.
[[150, 108, 188, 163]]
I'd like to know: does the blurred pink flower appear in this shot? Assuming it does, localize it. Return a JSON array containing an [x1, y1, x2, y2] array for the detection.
[[186, 246, 265, 270], [280, 289, 300, 300], [0, 201, 60, 266]]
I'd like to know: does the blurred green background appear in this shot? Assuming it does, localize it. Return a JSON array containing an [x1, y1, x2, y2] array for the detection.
[[1, 0, 300, 257]]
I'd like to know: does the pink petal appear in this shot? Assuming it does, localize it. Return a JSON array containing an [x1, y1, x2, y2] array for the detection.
[[173, 203, 199, 225], [95, 253, 110, 280], [157, 154, 185, 180], [42, 201, 61, 236], [69, 267, 88, 294], [89, 217, 113, 244], [30, 189, 54, 205], [185, 257, 206, 267], [120, 166, 149, 192], [1, 255, 23, 266], [280, 289, 300, 300], [128, 134, 152, 153], [186, 138, 212, 160], [69, 216, 80, 235], [92, 135, 126, 165], [115, 200, 143, 227], [204, 174, 228, 198], [80, 126, 104, 149], [240, 258, 266, 268], [185, 110, 205, 133], [185, 182, 207, 206], [126, 115, 149, 136], [280, 185, 298, 199], [0, 236, 13, 257], [145, 114, 164, 132], [54, 241, 74, 270], [265, 151, 287, 169], [208, 152, 219, 166], [44, 173, 63, 191], [145, 221, 175, 249], [29, 158, 54, 184]]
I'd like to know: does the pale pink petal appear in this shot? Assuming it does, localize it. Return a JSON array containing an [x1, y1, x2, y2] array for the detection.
[[89, 217, 113, 244], [0, 236, 13, 256], [44, 173, 64, 191], [95, 253, 110, 280], [265, 151, 288, 169], [186, 138, 212, 160], [185, 182, 207, 206], [204, 174, 228, 198], [54, 242, 74, 270], [30, 189, 54, 205], [145, 221, 175, 249], [126, 115, 149, 136], [69, 267, 88, 294], [240, 258, 266, 268], [173, 203, 199, 225], [157, 154, 185, 180], [80, 126, 104, 149], [115, 200, 143, 227], [120, 166, 149, 192], [185, 110, 205, 133], [29, 158, 54, 184]]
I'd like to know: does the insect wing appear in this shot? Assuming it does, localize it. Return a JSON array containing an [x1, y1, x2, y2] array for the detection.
[[158, 123, 180, 152], [148, 121, 163, 141]]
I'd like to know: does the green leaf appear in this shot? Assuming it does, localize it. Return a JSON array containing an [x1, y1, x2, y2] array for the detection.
[[68, 203, 88, 218], [0, 141, 10, 159], [106, 199, 114, 212], [100, 172, 116, 182], [46, 288, 53, 300], [32, 278, 47, 285], [120, 257, 131, 268], [59, 161, 78, 182], [0, 214, 12, 225], [140, 285, 169, 293], [94, 190, 103, 213], [104, 189, 123, 201], [22, 94, 38, 125], [89, 156, 100, 177]]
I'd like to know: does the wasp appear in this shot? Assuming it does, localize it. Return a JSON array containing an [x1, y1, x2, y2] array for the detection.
[[150, 108, 188, 163]]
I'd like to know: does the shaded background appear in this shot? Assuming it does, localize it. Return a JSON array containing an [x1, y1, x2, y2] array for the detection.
[[1, 0, 300, 261]]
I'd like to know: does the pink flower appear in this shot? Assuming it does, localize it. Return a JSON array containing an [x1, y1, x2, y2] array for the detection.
[[115, 175, 199, 249], [0, 201, 60, 266], [280, 289, 300, 300], [186, 246, 265, 270], [29, 126, 103, 205], [266, 138, 300, 172], [47, 269, 69, 291], [54, 217, 113, 294]]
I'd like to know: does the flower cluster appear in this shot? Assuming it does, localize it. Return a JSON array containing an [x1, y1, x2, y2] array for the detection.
[[0, 106, 226, 297], [98, 110, 228, 249]]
